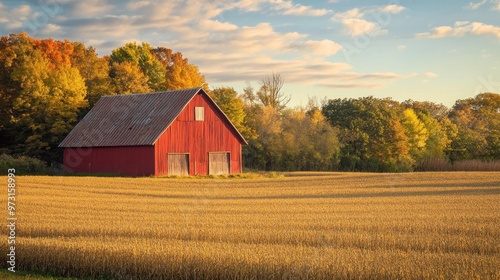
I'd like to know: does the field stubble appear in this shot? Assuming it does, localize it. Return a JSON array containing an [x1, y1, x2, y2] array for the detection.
[[1, 172, 499, 279]]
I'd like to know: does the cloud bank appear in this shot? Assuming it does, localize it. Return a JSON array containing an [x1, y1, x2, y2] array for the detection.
[[0, 0, 424, 90]]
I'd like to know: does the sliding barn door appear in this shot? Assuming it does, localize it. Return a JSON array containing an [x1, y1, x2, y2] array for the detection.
[[209, 152, 230, 175], [168, 154, 189, 176]]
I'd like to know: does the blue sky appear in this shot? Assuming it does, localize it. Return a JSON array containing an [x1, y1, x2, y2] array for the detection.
[[1, 0, 499, 108]]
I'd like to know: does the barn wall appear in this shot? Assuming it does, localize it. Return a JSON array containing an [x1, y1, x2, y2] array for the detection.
[[63, 146, 155, 177], [154, 93, 243, 175]]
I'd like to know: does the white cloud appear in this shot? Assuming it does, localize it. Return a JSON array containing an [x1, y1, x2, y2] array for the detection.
[[0, 0, 417, 90], [271, 0, 331, 16], [357, 72, 418, 80], [466, 0, 487, 10], [228, 0, 332, 16], [282, 5, 329, 16], [5, 21, 24, 30], [455, 21, 471, 27], [199, 20, 238, 31], [433, 26, 468, 38], [292, 39, 342, 56], [424, 72, 438, 78], [11, 4, 32, 17], [126, 1, 151, 10], [0, 7, 7, 23], [415, 21, 500, 39], [42, 23, 61, 34], [465, 0, 500, 11], [317, 72, 418, 89], [332, 5, 405, 37], [493, 1, 500, 10], [70, 0, 115, 18], [0, 3, 66, 35], [341, 18, 378, 37], [230, 0, 267, 12], [0, 4, 31, 31], [319, 82, 381, 89], [470, 22, 500, 37], [382, 5, 405, 13], [304, 61, 351, 72], [397, 44, 406, 51], [334, 8, 363, 20]]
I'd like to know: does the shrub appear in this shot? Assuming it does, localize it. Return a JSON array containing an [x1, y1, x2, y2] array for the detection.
[[452, 160, 500, 171], [416, 157, 500, 172], [0, 154, 48, 175], [415, 158, 452, 172]]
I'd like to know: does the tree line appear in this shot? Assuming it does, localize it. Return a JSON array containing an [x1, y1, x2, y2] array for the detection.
[[1, 33, 499, 172], [0, 33, 206, 163], [216, 77, 499, 172]]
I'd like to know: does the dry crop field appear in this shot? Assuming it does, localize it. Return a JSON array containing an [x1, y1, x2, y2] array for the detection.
[[1, 172, 499, 279]]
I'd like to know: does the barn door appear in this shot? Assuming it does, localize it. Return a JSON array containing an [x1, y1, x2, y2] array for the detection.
[[209, 152, 230, 175], [168, 154, 189, 176]]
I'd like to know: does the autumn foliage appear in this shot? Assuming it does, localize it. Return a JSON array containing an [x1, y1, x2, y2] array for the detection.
[[0, 33, 206, 163], [0, 33, 499, 172]]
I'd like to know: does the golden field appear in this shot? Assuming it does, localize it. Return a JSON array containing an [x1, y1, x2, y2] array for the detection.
[[1, 172, 499, 279]]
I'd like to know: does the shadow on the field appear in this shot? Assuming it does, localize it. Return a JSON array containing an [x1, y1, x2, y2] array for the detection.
[[359, 180, 500, 189], [95, 186, 500, 200], [220, 187, 500, 200]]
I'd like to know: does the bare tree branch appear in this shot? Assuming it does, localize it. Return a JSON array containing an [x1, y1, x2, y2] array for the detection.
[[257, 72, 290, 111]]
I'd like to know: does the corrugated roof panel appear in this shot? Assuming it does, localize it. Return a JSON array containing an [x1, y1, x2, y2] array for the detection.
[[59, 88, 201, 147]]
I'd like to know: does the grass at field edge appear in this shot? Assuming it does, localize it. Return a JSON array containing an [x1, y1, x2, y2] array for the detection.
[[0, 269, 109, 280]]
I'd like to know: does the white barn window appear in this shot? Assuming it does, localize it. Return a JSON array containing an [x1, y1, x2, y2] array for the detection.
[[195, 107, 204, 121]]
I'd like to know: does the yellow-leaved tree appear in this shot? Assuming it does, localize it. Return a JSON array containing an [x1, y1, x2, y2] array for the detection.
[[0, 33, 88, 161], [109, 61, 151, 94], [151, 47, 207, 91], [71, 42, 113, 107], [401, 108, 429, 161]]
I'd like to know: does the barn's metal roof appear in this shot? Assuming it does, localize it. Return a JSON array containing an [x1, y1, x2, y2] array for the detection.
[[59, 88, 247, 148]]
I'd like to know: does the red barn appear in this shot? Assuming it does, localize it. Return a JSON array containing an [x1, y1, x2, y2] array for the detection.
[[59, 88, 247, 176]]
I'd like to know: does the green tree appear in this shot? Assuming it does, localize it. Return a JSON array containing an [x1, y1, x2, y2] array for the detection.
[[110, 42, 166, 91], [279, 107, 340, 171], [449, 93, 500, 161], [242, 93, 340, 171], [210, 87, 254, 140], [322, 97, 411, 172], [0, 34, 24, 151], [304, 100, 340, 170], [243, 104, 281, 170]]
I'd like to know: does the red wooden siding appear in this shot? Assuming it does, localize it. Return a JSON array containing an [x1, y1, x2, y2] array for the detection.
[[154, 93, 243, 175], [63, 146, 155, 177], [61, 88, 245, 177]]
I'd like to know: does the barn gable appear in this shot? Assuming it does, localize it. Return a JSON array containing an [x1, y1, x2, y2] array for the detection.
[[59, 88, 246, 148], [59, 88, 247, 176]]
